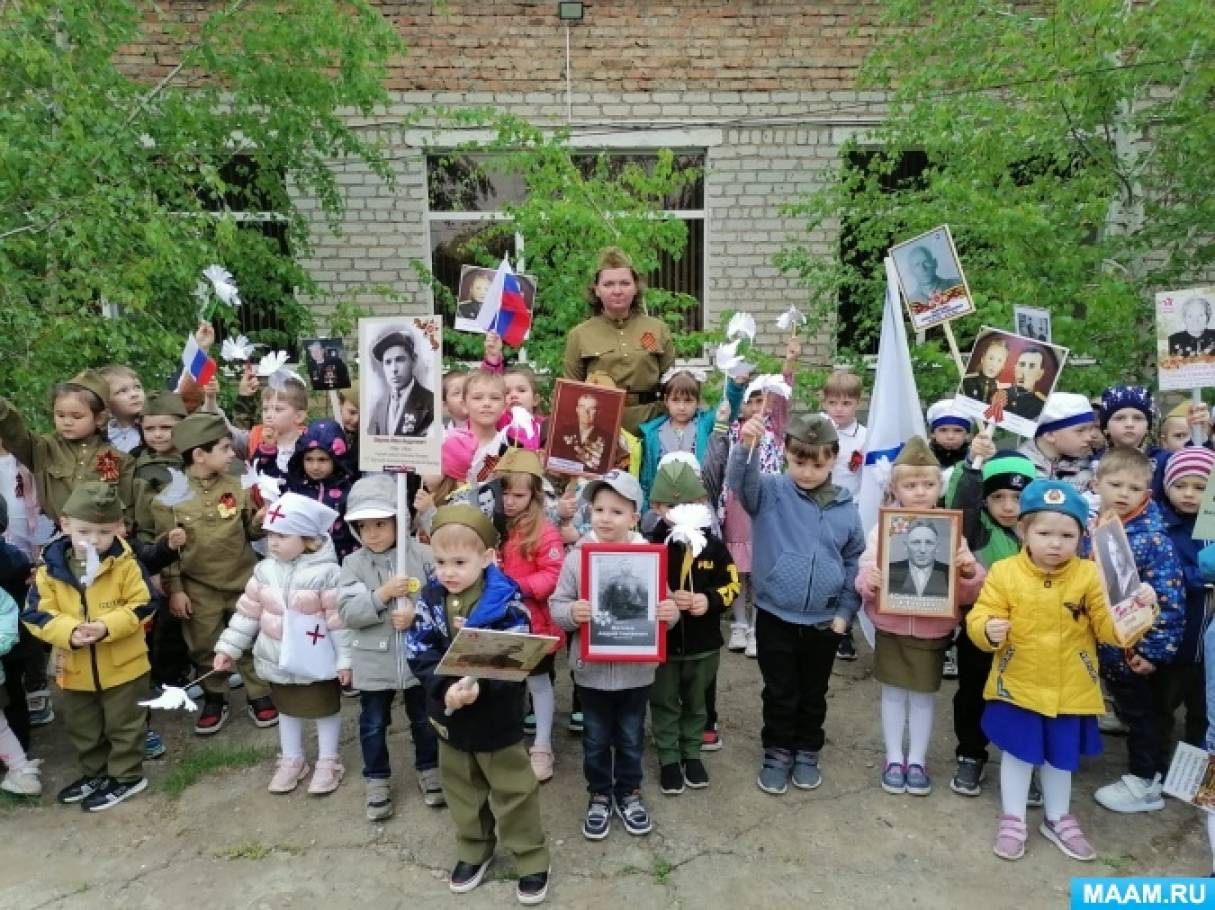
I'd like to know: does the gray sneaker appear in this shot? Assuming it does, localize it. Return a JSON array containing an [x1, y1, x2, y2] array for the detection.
[[881, 761, 907, 794], [365, 778, 393, 821], [905, 763, 932, 796], [757, 748, 793, 795], [950, 757, 985, 797], [791, 750, 822, 790], [418, 767, 445, 807]]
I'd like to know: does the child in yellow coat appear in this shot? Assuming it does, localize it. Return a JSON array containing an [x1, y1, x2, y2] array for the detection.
[[967, 479, 1151, 863]]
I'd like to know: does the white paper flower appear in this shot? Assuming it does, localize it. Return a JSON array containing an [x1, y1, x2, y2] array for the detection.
[[202, 265, 242, 307], [507, 406, 533, 432], [726, 312, 757, 342], [139, 686, 199, 713], [762, 375, 794, 399], [220, 335, 260, 362], [665, 502, 714, 558], [256, 350, 289, 377], [156, 469, 195, 507], [775, 306, 807, 332]]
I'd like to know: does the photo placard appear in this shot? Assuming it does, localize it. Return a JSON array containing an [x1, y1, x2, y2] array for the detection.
[[1013, 305, 1052, 344], [436, 628, 560, 682], [545, 379, 626, 477], [358, 315, 441, 474], [954, 326, 1070, 438], [1157, 287, 1215, 391], [889, 225, 976, 331], [876, 508, 962, 620], [579, 543, 668, 663], [300, 337, 351, 391], [1091, 518, 1156, 644]]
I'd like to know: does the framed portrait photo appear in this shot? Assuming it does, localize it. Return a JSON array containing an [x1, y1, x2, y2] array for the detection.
[[545, 379, 626, 477], [1091, 518, 1155, 644], [300, 337, 351, 391], [1156, 287, 1215, 391], [579, 543, 668, 663], [889, 225, 976, 331], [953, 326, 1070, 439], [436, 627, 561, 683], [358, 315, 442, 474], [876, 508, 962, 620]]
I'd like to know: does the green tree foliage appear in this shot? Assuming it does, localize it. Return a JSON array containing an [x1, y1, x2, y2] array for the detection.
[[0, 0, 403, 423], [778, 0, 1214, 401], [416, 112, 707, 382]]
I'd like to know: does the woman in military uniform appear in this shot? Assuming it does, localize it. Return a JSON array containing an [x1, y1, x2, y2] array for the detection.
[[562, 247, 676, 434]]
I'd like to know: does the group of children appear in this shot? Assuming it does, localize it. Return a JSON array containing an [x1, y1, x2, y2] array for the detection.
[[0, 323, 1213, 904]]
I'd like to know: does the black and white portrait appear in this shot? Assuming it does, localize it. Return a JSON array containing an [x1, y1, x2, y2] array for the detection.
[[878, 509, 961, 619], [357, 315, 442, 474], [1013, 306, 1052, 344], [580, 544, 667, 662], [1092, 521, 1140, 607], [890, 225, 975, 331], [1157, 287, 1215, 392]]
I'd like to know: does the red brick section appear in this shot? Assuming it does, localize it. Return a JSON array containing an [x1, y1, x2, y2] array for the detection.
[[117, 1, 880, 92]]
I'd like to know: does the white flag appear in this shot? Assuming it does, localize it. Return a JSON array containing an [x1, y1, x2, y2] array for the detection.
[[854, 258, 926, 643]]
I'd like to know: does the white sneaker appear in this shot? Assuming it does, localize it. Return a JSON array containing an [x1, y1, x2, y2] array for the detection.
[[744, 627, 758, 659], [1, 759, 43, 796], [1094, 773, 1164, 813], [727, 623, 748, 652]]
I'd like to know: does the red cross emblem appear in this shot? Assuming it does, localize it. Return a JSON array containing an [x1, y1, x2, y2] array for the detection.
[[306, 623, 325, 645], [267, 504, 286, 523]]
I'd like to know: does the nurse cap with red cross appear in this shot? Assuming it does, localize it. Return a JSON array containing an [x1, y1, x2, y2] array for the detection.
[[263, 492, 340, 538]]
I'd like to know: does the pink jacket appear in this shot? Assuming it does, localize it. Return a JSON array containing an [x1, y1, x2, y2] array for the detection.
[[216, 539, 350, 684], [857, 523, 986, 640], [499, 520, 566, 651]]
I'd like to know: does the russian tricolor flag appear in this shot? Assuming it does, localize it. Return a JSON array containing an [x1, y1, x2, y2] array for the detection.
[[180, 334, 218, 387], [482, 258, 532, 347]]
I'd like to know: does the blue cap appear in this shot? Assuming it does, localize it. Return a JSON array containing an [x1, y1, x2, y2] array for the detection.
[[1018, 479, 1088, 530]]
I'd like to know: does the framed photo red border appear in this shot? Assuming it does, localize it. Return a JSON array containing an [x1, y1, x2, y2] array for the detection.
[[579, 543, 667, 663]]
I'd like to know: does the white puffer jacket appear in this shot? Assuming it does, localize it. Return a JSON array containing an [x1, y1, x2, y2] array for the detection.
[[216, 537, 351, 685]]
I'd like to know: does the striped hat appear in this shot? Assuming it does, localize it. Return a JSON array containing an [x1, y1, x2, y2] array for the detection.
[[1163, 447, 1215, 490]]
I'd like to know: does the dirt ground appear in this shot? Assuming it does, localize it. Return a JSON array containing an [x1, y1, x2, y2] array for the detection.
[[1, 637, 1206, 910]]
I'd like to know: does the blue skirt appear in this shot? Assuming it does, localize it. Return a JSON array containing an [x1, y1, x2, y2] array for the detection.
[[981, 701, 1102, 772]]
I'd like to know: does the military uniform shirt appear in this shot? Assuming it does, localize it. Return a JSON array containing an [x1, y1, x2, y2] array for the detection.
[[563, 312, 676, 432], [150, 471, 259, 595], [0, 398, 135, 526]]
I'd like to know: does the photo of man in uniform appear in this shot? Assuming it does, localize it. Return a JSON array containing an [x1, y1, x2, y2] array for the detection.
[[366, 327, 434, 438], [456, 268, 493, 322], [551, 392, 608, 474], [1095, 524, 1139, 605], [886, 519, 951, 598], [303, 339, 351, 391], [1004, 345, 1053, 420], [961, 335, 1010, 405], [1168, 296, 1215, 358]]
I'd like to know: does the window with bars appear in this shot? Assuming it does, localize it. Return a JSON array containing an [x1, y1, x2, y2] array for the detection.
[[425, 151, 706, 333]]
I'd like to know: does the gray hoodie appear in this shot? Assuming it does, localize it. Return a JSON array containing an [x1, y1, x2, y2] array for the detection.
[[337, 477, 434, 692], [550, 530, 677, 692]]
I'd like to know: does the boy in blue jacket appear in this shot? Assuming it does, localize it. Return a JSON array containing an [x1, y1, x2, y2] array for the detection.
[[1155, 448, 1215, 747], [1088, 447, 1185, 815], [726, 412, 864, 796], [406, 504, 550, 904]]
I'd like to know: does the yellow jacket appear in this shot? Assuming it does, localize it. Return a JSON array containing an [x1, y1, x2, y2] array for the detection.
[[966, 550, 1126, 718], [22, 537, 155, 692]]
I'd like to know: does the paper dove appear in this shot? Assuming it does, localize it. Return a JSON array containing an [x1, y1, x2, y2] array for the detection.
[[156, 468, 196, 507], [761, 375, 794, 399], [80, 541, 101, 587], [665, 502, 713, 558], [202, 265, 242, 307], [241, 465, 283, 503], [220, 335, 260, 362], [775, 305, 807, 332], [660, 365, 708, 385], [715, 339, 742, 372], [744, 373, 773, 403], [139, 685, 199, 713], [256, 350, 305, 390], [503, 406, 541, 449], [726, 312, 757, 342]]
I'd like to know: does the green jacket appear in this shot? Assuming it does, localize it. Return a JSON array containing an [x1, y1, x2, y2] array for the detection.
[[944, 464, 1021, 576]]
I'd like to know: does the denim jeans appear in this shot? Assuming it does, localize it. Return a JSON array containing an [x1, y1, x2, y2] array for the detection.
[[577, 684, 651, 799], [359, 685, 438, 779]]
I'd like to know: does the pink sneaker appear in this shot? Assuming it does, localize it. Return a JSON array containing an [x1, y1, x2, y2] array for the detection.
[[529, 746, 554, 783], [1040, 814, 1097, 861], [993, 813, 1027, 860], [268, 756, 310, 794], [308, 757, 346, 795]]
